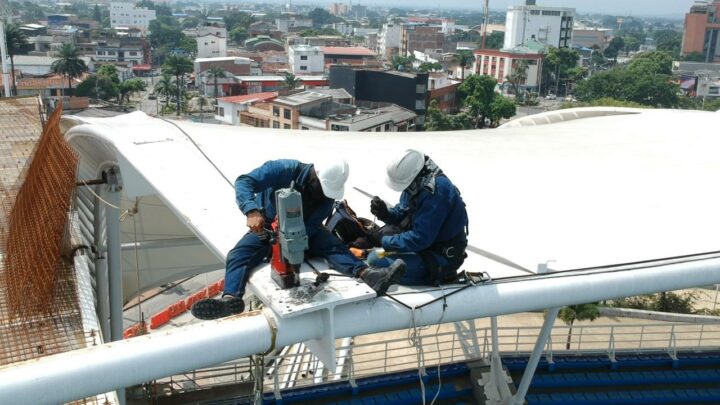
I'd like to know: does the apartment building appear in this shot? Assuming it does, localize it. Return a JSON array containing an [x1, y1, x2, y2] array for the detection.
[[110, 2, 156, 31], [504, 0, 574, 49], [682, 0, 720, 62]]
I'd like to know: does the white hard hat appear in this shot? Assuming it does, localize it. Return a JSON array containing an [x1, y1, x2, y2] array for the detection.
[[385, 149, 426, 192], [314, 159, 349, 200]]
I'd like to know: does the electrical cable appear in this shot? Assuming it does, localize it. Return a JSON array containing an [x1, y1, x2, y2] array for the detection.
[[77, 179, 121, 209], [157, 116, 234, 188]]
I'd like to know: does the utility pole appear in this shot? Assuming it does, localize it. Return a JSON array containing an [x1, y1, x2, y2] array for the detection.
[[0, 0, 12, 97], [481, 0, 490, 49]]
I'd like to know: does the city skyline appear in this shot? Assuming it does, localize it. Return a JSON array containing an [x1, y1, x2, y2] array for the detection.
[[295, 0, 700, 18]]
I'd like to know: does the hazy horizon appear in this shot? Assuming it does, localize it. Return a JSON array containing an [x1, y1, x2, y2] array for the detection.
[[291, 0, 700, 18]]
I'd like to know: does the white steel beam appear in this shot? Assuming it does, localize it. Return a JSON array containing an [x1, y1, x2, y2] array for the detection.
[[2, 256, 720, 404]]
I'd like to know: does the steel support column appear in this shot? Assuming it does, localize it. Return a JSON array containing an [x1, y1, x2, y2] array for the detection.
[[104, 168, 125, 405], [93, 187, 110, 341], [512, 307, 560, 405], [485, 316, 512, 404]]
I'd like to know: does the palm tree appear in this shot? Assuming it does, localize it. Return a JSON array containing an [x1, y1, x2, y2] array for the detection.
[[206, 67, 226, 98], [154, 73, 175, 112], [51, 44, 88, 96], [196, 96, 209, 122], [455, 50, 474, 81], [6, 24, 29, 96], [161, 54, 193, 116], [505, 60, 529, 96], [283, 72, 302, 89], [391, 55, 414, 71]]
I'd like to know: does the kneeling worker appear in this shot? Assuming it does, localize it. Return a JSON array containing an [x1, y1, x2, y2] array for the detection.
[[368, 149, 468, 285], [191, 158, 406, 320]]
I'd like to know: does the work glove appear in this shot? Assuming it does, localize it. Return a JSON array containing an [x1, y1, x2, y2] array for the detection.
[[370, 196, 389, 221]]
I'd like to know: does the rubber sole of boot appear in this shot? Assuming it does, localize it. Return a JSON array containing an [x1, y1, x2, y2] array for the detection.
[[374, 260, 407, 296], [191, 298, 245, 320]]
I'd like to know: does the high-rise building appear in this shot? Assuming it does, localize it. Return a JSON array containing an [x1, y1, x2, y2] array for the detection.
[[503, 1, 574, 49], [109, 2, 156, 32], [681, 0, 720, 63]]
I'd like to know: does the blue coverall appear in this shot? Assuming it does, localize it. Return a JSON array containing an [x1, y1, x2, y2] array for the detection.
[[368, 175, 468, 285], [224, 159, 367, 298]]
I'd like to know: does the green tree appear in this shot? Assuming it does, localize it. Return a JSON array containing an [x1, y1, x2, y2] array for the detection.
[[505, 60, 529, 96], [118, 78, 147, 106], [458, 74, 498, 128], [455, 50, 474, 81], [283, 72, 302, 89], [93, 4, 102, 23], [182, 16, 200, 29], [205, 66, 226, 98], [224, 11, 254, 32], [162, 55, 193, 116], [5, 24, 30, 96], [484, 31, 504, 49], [559, 304, 600, 350], [195, 96, 210, 122], [154, 73, 176, 110], [229, 27, 249, 44], [488, 96, 516, 127], [308, 8, 340, 26], [417, 62, 442, 72], [97, 64, 121, 84], [75, 75, 119, 101], [543, 47, 579, 95], [604, 37, 625, 63], [575, 65, 678, 108], [628, 51, 673, 75], [391, 55, 414, 71], [424, 100, 472, 131], [559, 97, 647, 109], [653, 30, 682, 55], [299, 28, 342, 37], [51, 44, 88, 95]]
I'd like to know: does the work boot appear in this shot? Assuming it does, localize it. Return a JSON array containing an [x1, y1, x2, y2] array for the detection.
[[191, 294, 245, 320], [361, 259, 407, 296]]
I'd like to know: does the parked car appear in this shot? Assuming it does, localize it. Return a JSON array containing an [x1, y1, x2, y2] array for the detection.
[[545, 93, 557, 100], [565, 95, 577, 102]]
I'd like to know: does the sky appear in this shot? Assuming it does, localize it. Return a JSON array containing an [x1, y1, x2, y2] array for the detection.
[[335, 0, 701, 18]]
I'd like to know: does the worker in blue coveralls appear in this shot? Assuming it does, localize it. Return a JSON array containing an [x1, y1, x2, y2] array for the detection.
[[191, 159, 406, 320], [366, 149, 468, 286]]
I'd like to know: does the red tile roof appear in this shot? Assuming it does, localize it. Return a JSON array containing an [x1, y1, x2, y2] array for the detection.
[[321, 46, 376, 56], [218, 92, 278, 104]]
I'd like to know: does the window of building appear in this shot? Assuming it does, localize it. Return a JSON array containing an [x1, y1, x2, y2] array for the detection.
[[415, 99, 426, 110], [217, 107, 225, 116], [331, 124, 349, 131], [300, 55, 308, 60], [273, 120, 280, 128], [301, 126, 310, 130], [530, 10, 540, 15], [129, 51, 137, 56], [384, 123, 391, 131], [273, 106, 280, 117], [300, 65, 307, 71], [416, 84, 426, 93], [375, 127, 381, 132], [284, 108, 291, 119], [709, 86, 720, 95], [284, 124, 291, 129], [542, 10, 561, 16]]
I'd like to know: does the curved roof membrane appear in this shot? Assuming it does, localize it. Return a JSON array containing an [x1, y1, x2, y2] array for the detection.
[[64, 108, 720, 278]]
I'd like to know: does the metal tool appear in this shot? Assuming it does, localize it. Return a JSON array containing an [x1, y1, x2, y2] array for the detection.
[[270, 181, 308, 289]]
